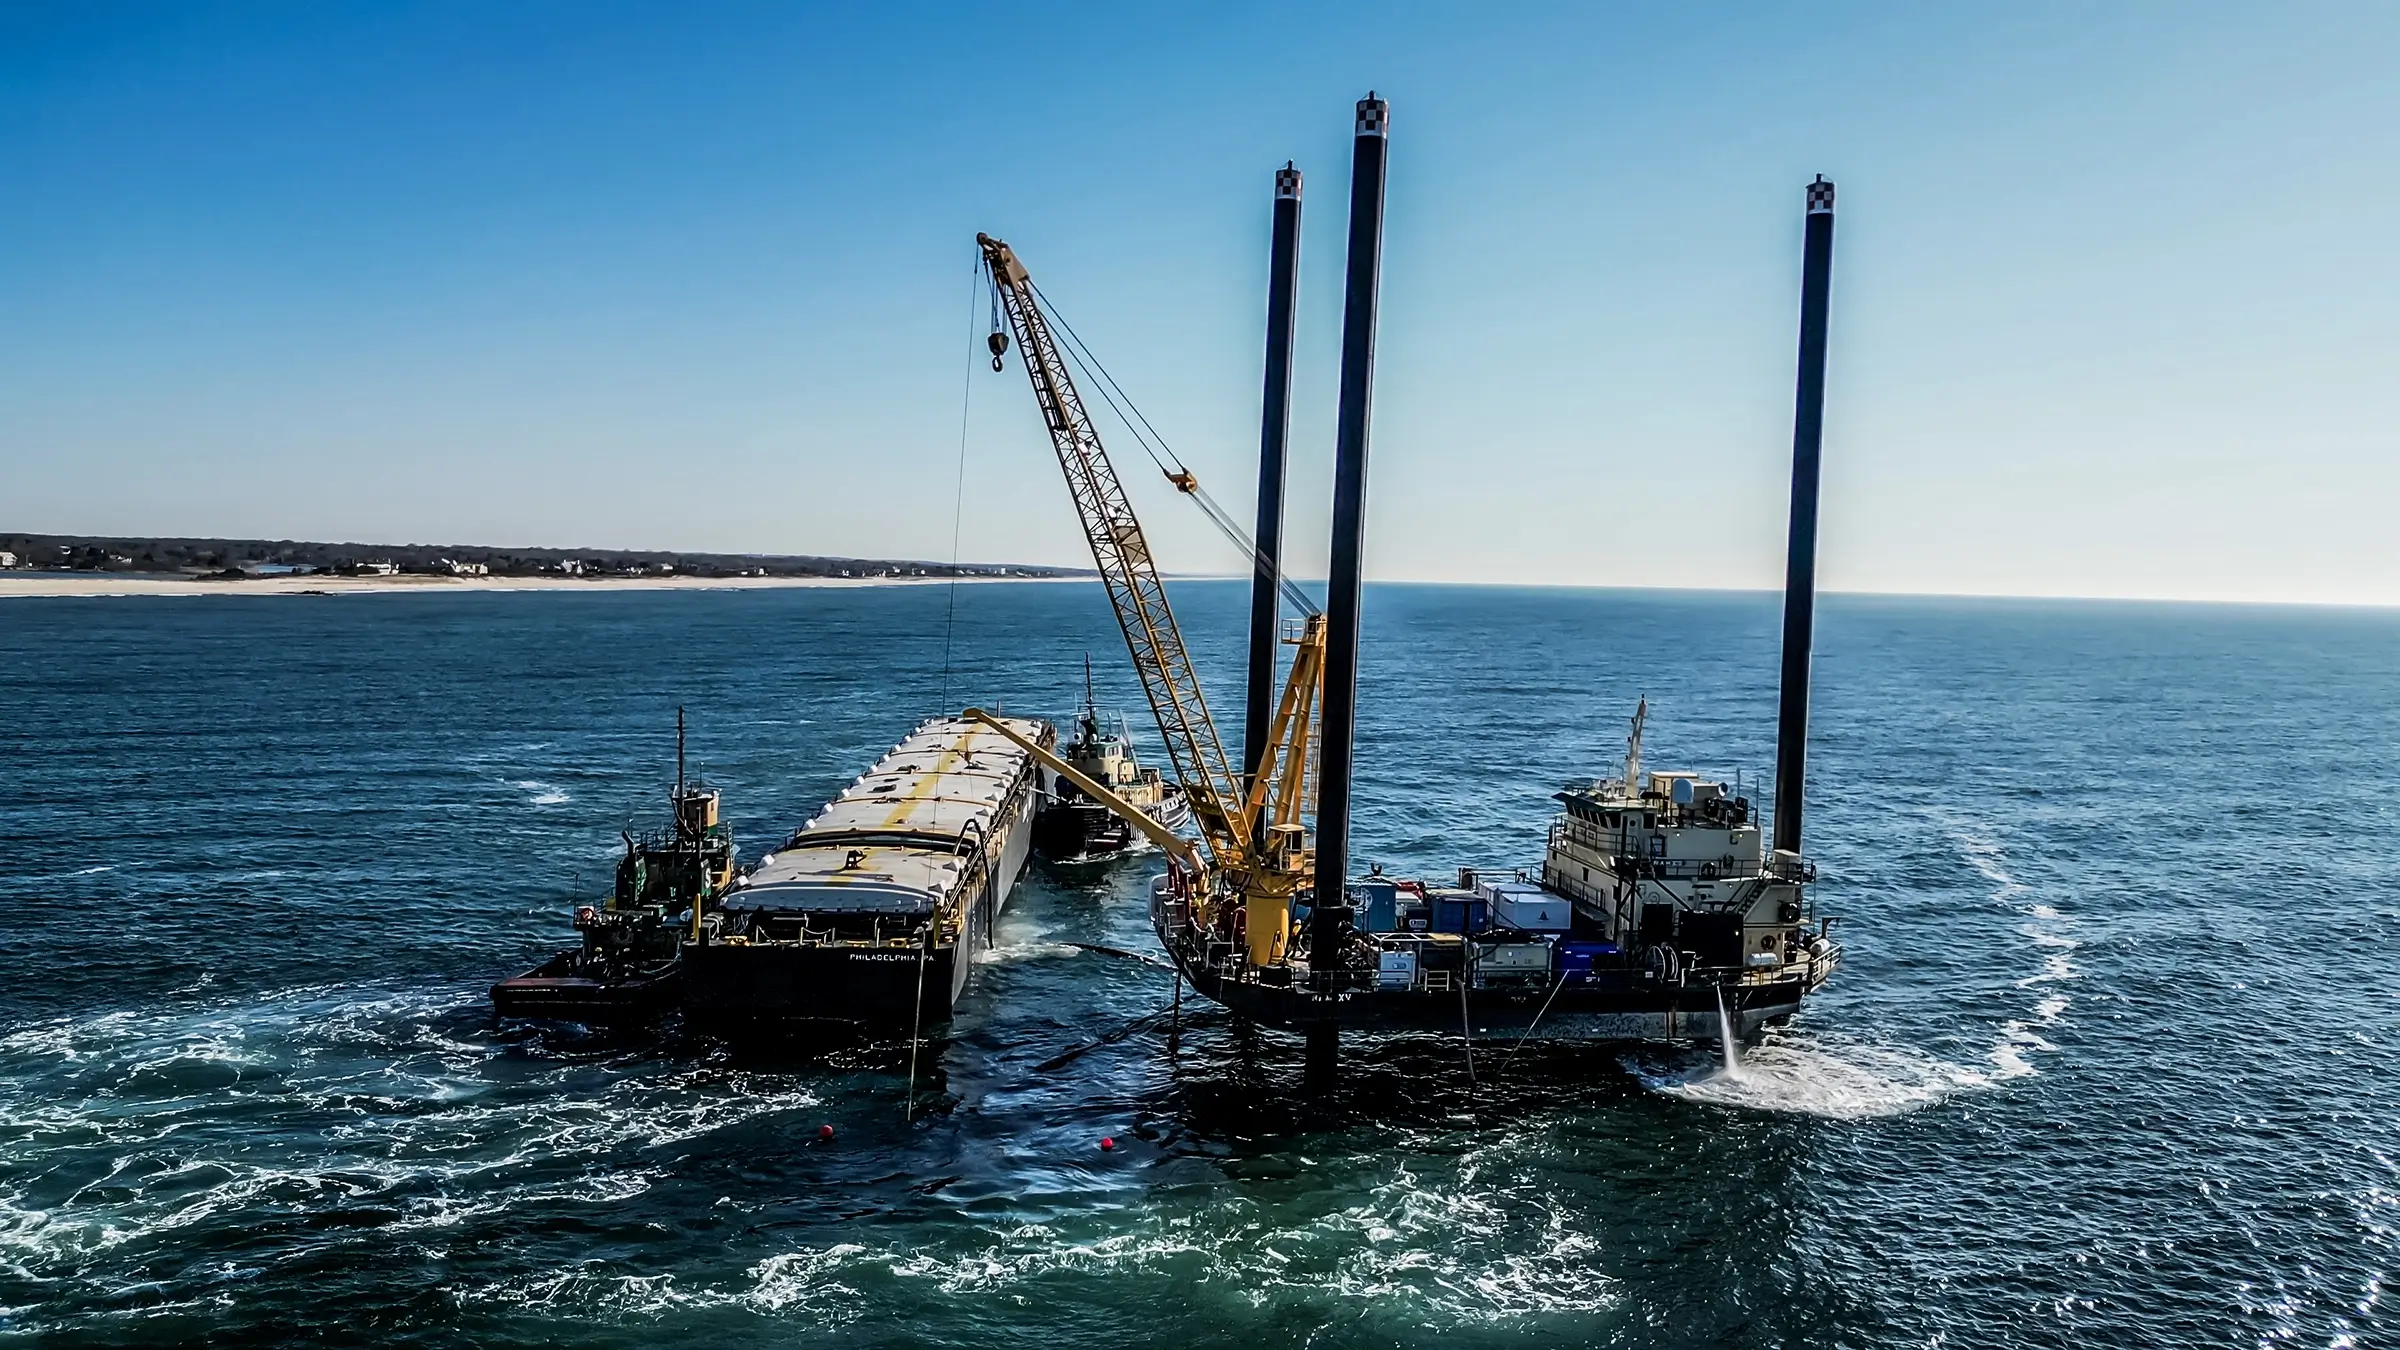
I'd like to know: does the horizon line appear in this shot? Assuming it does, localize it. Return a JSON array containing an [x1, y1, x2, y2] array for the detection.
[[1155, 574, 2400, 613]]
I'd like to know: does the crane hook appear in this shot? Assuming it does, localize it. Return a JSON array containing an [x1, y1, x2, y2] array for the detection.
[[987, 330, 1009, 372]]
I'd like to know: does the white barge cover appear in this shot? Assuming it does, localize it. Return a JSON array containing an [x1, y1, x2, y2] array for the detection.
[[734, 715, 1048, 916]]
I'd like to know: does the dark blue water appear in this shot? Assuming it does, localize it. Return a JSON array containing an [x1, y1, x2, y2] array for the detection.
[[3, 583, 2395, 1347]]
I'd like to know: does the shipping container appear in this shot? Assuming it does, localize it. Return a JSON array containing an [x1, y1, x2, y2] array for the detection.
[[1559, 939, 1619, 983], [1473, 937, 1554, 989], [1485, 882, 1571, 932], [1431, 894, 1488, 934]]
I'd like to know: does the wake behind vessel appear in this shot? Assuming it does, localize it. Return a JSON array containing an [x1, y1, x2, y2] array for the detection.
[[680, 715, 1052, 1038]]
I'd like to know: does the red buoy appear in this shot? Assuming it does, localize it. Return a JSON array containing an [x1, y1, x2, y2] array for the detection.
[[1099, 1137, 1115, 1151], [818, 1124, 835, 1141]]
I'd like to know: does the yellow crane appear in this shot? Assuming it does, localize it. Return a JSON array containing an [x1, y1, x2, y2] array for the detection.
[[971, 232, 1325, 968]]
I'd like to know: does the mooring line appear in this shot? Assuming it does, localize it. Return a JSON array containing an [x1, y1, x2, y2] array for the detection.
[[1458, 970, 1477, 1089], [1509, 971, 1571, 1064], [904, 926, 931, 1120]]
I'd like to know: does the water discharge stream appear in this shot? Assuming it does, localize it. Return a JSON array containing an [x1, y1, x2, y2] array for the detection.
[[1712, 983, 1742, 1080]]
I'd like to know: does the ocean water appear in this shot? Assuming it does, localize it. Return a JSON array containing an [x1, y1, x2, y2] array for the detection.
[[1, 581, 2395, 1347]]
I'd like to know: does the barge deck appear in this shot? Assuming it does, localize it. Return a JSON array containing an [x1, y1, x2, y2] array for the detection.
[[680, 715, 1052, 1038]]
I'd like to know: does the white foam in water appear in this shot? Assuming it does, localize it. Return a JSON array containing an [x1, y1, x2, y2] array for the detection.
[[508, 779, 572, 806], [0, 983, 825, 1284], [973, 916, 1088, 967], [1950, 826, 2030, 904], [463, 1138, 1619, 1328], [1629, 816, 2079, 1118], [971, 940, 1084, 966], [1953, 819, 2080, 1074], [1634, 1033, 2003, 1119]]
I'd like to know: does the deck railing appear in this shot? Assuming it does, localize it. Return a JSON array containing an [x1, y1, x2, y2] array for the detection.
[[1546, 820, 1813, 883]]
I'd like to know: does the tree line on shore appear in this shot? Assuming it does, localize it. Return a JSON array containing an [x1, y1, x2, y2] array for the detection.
[[0, 534, 1080, 582]]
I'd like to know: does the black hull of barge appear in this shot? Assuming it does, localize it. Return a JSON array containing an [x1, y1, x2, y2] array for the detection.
[[679, 941, 970, 1040]]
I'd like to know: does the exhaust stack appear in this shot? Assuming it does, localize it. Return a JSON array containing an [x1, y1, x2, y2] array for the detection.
[[1244, 163, 1304, 790], [1311, 92, 1390, 971], [1772, 175, 1837, 857]]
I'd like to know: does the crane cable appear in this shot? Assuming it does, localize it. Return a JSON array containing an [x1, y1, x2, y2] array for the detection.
[[1035, 283, 1314, 618], [941, 251, 981, 710], [1024, 281, 1318, 620]]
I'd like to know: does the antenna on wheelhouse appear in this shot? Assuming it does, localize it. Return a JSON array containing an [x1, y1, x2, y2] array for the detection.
[[1624, 697, 1647, 792], [676, 705, 687, 799], [1772, 176, 1837, 858]]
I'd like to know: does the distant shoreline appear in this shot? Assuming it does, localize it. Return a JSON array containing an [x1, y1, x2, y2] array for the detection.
[[0, 573, 1090, 600]]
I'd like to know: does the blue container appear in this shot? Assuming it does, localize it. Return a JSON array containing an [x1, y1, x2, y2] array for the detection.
[[1433, 897, 1489, 934], [1356, 880, 1400, 933], [1559, 939, 1619, 982]]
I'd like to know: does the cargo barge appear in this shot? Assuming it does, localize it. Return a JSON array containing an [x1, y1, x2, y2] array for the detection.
[[680, 715, 1052, 1038]]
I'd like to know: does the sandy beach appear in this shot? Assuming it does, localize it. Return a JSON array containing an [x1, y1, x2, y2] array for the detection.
[[0, 572, 1084, 600]]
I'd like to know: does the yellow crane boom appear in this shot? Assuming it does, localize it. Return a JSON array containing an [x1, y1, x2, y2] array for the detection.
[[977, 232, 1323, 966], [978, 233, 1247, 868]]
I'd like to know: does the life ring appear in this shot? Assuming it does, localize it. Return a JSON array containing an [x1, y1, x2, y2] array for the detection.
[[1699, 863, 1719, 880]]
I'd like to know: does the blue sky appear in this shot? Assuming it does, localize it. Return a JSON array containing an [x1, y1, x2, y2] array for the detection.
[[3, 3, 2396, 603]]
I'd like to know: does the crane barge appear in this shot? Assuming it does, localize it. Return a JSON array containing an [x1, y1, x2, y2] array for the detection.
[[972, 94, 1845, 1056]]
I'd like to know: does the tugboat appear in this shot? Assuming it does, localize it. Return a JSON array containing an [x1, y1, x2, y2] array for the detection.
[[1033, 657, 1191, 859], [492, 711, 735, 1023]]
